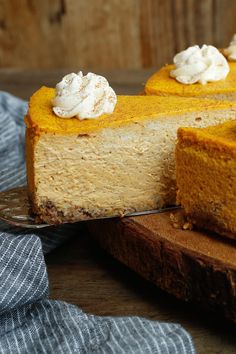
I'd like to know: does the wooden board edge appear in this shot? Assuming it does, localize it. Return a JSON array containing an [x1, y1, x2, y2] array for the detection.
[[88, 217, 236, 323]]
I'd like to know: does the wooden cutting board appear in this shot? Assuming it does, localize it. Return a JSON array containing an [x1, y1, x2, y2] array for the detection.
[[88, 209, 236, 323]]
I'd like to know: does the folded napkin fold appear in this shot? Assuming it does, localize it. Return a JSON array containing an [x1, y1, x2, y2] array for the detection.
[[0, 91, 195, 353]]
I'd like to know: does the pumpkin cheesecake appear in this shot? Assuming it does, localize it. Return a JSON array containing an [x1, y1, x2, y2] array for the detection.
[[25, 73, 236, 224], [145, 45, 236, 100], [176, 121, 236, 239], [223, 33, 236, 62]]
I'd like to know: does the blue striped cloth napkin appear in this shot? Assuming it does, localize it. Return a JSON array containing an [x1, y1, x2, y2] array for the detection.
[[0, 91, 195, 353]]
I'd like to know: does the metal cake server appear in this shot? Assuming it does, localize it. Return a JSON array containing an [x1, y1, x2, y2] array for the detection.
[[0, 186, 180, 229]]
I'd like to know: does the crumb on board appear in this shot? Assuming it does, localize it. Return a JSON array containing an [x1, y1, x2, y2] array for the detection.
[[170, 211, 193, 231]]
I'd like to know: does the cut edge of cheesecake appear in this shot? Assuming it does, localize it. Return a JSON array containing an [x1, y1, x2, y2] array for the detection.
[[176, 120, 236, 239], [26, 87, 236, 224]]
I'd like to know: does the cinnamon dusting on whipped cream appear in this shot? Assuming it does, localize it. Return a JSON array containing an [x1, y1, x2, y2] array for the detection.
[[52, 72, 117, 120]]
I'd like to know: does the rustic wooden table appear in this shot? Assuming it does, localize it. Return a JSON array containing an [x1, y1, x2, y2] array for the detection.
[[1, 69, 236, 354]]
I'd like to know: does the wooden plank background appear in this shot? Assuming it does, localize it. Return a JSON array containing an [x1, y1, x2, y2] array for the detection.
[[0, 0, 236, 70]]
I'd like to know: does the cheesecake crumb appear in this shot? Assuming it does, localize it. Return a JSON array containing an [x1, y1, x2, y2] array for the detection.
[[170, 211, 193, 230]]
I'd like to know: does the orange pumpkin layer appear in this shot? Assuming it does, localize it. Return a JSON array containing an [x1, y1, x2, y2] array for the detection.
[[25, 86, 236, 135], [176, 120, 236, 239], [145, 62, 236, 97]]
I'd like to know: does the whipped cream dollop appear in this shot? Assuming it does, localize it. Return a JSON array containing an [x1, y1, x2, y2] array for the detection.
[[170, 45, 229, 85], [52, 72, 117, 120], [224, 34, 236, 61]]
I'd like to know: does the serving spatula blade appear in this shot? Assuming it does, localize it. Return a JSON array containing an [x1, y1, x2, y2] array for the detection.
[[0, 186, 180, 229]]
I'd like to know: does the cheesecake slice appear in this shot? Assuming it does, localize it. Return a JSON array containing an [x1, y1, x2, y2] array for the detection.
[[25, 87, 236, 224], [145, 62, 236, 100], [176, 121, 236, 239]]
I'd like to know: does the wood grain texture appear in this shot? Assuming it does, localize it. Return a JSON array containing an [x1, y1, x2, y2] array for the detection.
[[88, 210, 236, 324], [1, 0, 236, 70], [47, 230, 236, 354], [2, 69, 236, 354]]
